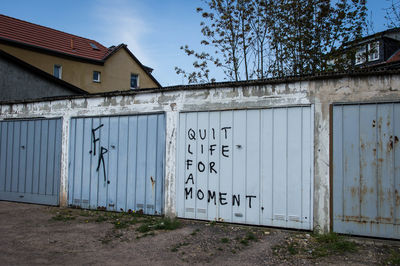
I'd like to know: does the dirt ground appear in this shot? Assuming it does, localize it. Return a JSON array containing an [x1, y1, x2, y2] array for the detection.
[[0, 201, 399, 265]]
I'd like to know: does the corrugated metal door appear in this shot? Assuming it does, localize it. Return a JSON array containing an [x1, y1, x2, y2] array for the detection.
[[68, 114, 165, 215], [333, 103, 400, 239], [0, 118, 62, 205], [177, 107, 313, 229]]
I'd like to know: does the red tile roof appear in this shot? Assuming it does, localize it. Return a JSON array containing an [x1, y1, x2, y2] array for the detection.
[[387, 49, 400, 63], [0, 14, 109, 61]]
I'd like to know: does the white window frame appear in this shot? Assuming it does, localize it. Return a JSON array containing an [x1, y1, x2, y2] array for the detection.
[[130, 74, 139, 89], [355, 46, 366, 65], [53, 64, 62, 79], [93, 71, 101, 83], [368, 41, 379, 61]]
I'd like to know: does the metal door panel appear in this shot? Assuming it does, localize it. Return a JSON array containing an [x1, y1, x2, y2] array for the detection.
[[68, 114, 165, 215], [0, 118, 61, 205], [177, 107, 313, 229], [333, 103, 400, 238]]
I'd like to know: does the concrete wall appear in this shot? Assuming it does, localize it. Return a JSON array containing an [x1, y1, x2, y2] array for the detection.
[[0, 44, 159, 92], [1, 72, 399, 232], [0, 54, 80, 101]]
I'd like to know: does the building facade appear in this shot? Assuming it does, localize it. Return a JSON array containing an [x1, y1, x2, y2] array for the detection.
[[0, 14, 161, 93]]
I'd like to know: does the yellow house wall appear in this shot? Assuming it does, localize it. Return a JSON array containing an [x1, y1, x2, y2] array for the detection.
[[0, 44, 158, 93]]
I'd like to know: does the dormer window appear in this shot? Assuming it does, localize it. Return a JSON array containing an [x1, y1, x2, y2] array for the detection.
[[89, 42, 99, 50], [355, 46, 366, 65], [368, 41, 379, 61]]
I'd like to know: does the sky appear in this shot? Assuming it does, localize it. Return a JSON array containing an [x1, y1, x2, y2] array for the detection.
[[0, 0, 392, 86]]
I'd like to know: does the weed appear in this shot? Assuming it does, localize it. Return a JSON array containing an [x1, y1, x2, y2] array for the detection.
[[210, 221, 217, 226], [114, 220, 130, 229], [245, 232, 257, 241], [240, 239, 249, 246], [190, 228, 200, 236], [137, 217, 180, 233], [312, 232, 357, 258], [221, 237, 230, 243], [385, 249, 400, 265], [170, 242, 189, 252], [95, 215, 108, 223], [287, 243, 298, 255], [51, 213, 75, 222]]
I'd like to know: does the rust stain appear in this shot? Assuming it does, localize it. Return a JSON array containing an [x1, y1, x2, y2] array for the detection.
[[396, 190, 400, 207], [388, 135, 394, 152], [150, 176, 155, 190], [395, 136, 399, 144], [351, 187, 358, 198], [378, 158, 384, 163]]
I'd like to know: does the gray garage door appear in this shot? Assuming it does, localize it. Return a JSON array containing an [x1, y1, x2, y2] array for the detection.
[[177, 107, 313, 229], [0, 118, 62, 205], [68, 114, 165, 214], [333, 103, 400, 239]]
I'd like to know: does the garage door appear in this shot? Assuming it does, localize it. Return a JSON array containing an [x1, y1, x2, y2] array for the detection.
[[177, 107, 313, 229], [0, 118, 62, 205], [333, 103, 400, 238], [68, 114, 165, 214]]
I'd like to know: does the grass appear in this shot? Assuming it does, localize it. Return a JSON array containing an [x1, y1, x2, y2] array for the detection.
[[137, 217, 181, 233], [170, 242, 189, 252], [190, 228, 200, 236], [239, 231, 258, 246], [312, 232, 357, 257], [385, 249, 400, 265], [221, 237, 230, 243], [52, 213, 76, 221]]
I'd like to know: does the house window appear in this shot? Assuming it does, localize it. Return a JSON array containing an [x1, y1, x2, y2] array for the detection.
[[53, 64, 62, 79], [355, 46, 366, 65], [368, 41, 379, 61], [93, 71, 101, 83], [130, 74, 139, 89]]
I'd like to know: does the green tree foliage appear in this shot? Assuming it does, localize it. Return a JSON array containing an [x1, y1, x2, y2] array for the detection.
[[176, 0, 367, 84]]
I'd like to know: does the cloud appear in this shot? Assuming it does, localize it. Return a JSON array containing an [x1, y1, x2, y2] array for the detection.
[[90, 0, 154, 66]]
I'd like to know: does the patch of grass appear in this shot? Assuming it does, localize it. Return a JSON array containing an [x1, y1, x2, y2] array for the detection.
[[51, 213, 76, 222], [137, 217, 181, 233], [287, 243, 298, 255], [245, 231, 257, 241], [312, 232, 357, 258], [190, 228, 200, 236], [240, 239, 249, 246], [385, 249, 400, 265], [95, 215, 108, 223], [114, 219, 130, 229], [221, 237, 230, 243], [170, 242, 189, 252]]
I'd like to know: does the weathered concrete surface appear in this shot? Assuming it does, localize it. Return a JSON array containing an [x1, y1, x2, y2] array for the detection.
[[1, 72, 400, 233], [0, 52, 84, 101]]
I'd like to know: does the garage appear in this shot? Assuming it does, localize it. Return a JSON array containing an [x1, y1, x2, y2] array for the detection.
[[68, 113, 165, 215], [332, 102, 400, 239], [176, 107, 313, 229], [0, 118, 62, 205]]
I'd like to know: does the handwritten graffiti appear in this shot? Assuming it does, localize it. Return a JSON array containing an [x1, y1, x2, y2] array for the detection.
[[90, 124, 108, 182], [184, 126, 256, 209]]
